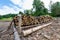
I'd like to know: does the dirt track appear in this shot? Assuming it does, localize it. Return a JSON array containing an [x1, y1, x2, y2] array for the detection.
[[0, 22, 10, 32], [0, 18, 60, 40]]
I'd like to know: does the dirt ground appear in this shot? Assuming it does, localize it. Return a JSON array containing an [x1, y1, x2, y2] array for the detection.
[[0, 18, 60, 40], [0, 21, 14, 40], [0, 22, 10, 32]]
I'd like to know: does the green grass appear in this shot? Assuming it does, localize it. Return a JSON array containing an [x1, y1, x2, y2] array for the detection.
[[0, 17, 12, 21]]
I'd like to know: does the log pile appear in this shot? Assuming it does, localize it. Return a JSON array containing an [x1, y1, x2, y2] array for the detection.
[[21, 15, 53, 26], [11, 15, 53, 36], [13, 15, 53, 26], [21, 15, 39, 26], [13, 16, 19, 26], [37, 15, 53, 24]]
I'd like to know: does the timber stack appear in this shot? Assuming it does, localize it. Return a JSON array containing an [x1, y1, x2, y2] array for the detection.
[[14, 15, 53, 27]]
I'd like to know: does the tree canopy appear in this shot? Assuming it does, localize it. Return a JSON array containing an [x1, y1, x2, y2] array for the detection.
[[51, 2, 60, 17], [33, 0, 48, 16]]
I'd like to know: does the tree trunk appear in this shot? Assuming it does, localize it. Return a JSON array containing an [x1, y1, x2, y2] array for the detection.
[[22, 22, 52, 36]]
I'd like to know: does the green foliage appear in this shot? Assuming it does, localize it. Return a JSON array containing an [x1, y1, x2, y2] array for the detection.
[[0, 15, 2, 19], [19, 11, 23, 15], [51, 2, 60, 17], [0, 14, 17, 19], [24, 10, 30, 15], [25, 10, 29, 15], [32, 0, 48, 16]]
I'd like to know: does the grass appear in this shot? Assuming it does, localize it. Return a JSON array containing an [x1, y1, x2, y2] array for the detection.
[[0, 17, 12, 21]]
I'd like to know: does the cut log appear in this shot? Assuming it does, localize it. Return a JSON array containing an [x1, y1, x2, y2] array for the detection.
[[22, 22, 52, 36], [13, 26, 21, 40], [22, 22, 51, 30], [22, 24, 41, 30]]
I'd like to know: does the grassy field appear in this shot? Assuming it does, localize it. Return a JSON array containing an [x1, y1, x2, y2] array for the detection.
[[0, 18, 12, 21]]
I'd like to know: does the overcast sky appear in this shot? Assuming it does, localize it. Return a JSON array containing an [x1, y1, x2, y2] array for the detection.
[[0, 0, 60, 15]]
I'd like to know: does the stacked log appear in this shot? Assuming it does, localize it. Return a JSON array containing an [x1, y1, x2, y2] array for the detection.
[[13, 16, 19, 26], [21, 15, 39, 26], [21, 15, 53, 26], [37, 15, 53, 24], [13, 15, 53, 26]]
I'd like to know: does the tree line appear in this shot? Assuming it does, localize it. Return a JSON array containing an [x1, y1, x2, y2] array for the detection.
[[0, 14, 17, 19], [0, 0, 60, 19]]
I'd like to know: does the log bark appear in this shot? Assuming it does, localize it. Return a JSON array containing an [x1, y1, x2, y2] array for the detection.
[[18, 14, 22, 34], [22, 22, 52, 36], [22, 24, 41, 30], [13, 14, 22, 40], [13, 26, 21, 40]]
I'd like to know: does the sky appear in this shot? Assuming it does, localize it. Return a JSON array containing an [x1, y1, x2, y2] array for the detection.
[[0, 0, 60, 15]]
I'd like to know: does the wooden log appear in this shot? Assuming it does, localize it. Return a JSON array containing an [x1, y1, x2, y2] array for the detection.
[[22, 22, 52, 36], [18, 14, 22, 34], [13, 14, 22, 40], [22, 22, 52, 30], [22, 23, 44, 30], [13, 26, 21, 40]]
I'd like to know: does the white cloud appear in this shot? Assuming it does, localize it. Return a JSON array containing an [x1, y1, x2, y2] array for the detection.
[[41, 0, 60, 10], [0, 5, 23, 15], [22, 0, 33, 10], [52, 0, 60, 3], [10, 0, 33, 10], [10, 0, 23, 6], [0, 10, 6, 15]]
